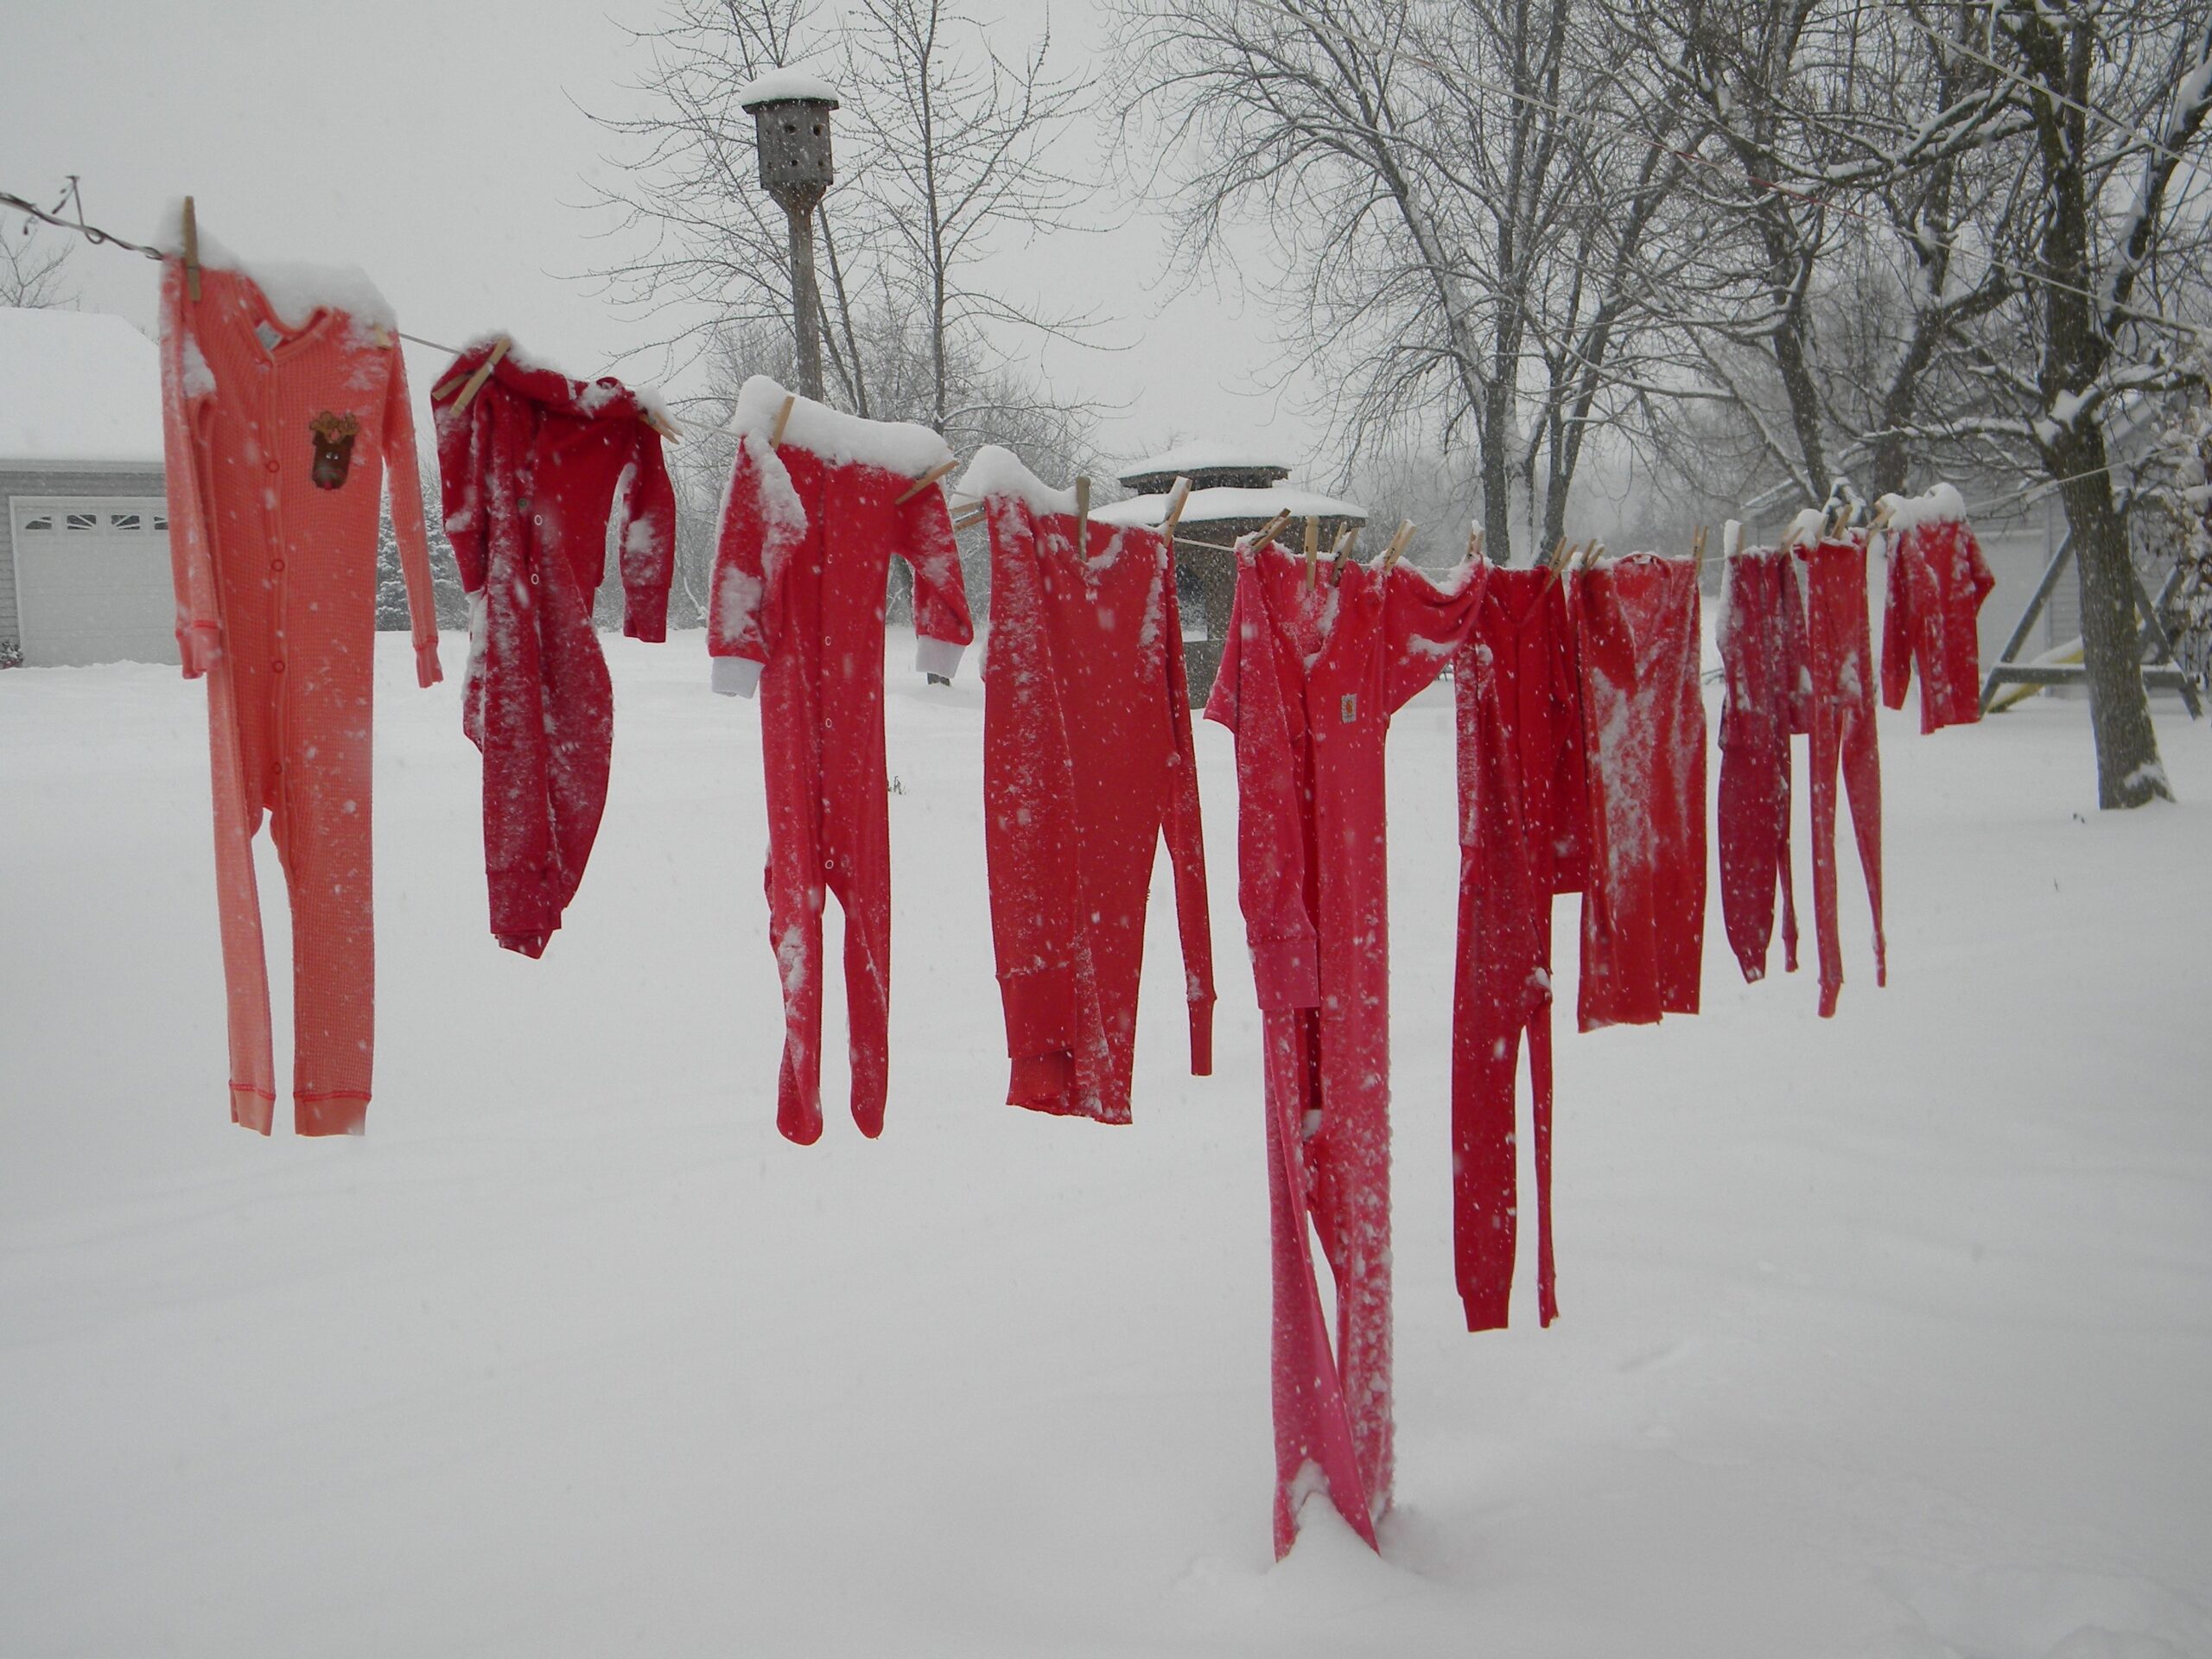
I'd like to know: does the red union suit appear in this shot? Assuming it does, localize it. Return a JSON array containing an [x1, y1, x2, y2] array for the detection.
[[1878, 497, 1994, 734], [1716, 542, 1811, 983], [434, 340, 675, 958], [1205, 539, 1485, 1557], [963, 452, 1216, 1121], [1798, 531, 1886, 1017], [1449, 566, 1588, 1332], [707, 379, 974, 1144], [157, 249, 442, 1134], [1572, 555, 1708, 1032]]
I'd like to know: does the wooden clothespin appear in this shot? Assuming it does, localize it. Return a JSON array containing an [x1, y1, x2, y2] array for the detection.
[[1254, 509, 1294, 550], [770, 392, 797, 449], [1329, 524, 1358, 581], [952, 505, 987, 532], [1541, 536, 1567, 573], [1691, 524, 1708, 573], [1380, 519, 1415, 570], [894, 457, 960, 506], [1161, 476, 1193, 540], [1073, 475, 1091, 550], [181, 195, 201, 302], [451, 337, 512, 416], [1303, 517, 1320, 589], [644, 410, 683, 446], [1466, 525, 1484, 565]]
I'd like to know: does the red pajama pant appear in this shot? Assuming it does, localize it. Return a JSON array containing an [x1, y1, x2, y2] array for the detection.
[[1799, 536, 1885, 1016], [1716, 547, 1809, 982], [1573, 556, 1707, 1031], [1450, 639, 1556, 1331]]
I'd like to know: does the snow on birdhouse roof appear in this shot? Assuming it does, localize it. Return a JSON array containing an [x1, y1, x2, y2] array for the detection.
[[738, 67, 842, 109], [0, 306, 164, 467], [1091, 485, 1367, 528], [1116, 442, 1291, 484]]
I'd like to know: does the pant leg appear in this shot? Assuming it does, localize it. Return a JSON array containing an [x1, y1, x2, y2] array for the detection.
[[1307, 1041, 1393, 1522], [1717, 728, 1779, 982], [1452, 847, 1523, 1333], [1777, 733, 1802, 975], [205, 661, 278, 1132], [1529, 988, 1558, 1328], [1839, 689, 1886, 988], [1808, 691, 1845, 1019], [1262, 1008, 1374, 1559], [830, 822, 891, 1139], [275, 702, 376, 1136]]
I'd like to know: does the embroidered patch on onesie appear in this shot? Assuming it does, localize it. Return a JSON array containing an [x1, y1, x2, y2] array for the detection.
[[1340, 693, 1358, 723], [308, 411, 361, 490]]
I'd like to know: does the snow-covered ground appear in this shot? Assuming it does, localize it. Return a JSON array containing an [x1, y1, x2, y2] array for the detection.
[[2, 632, 2207, 1657]]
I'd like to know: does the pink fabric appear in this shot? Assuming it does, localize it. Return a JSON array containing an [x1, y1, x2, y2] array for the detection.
[[157, 257, 442, 1133], [1205, 542, 1484, 1556]]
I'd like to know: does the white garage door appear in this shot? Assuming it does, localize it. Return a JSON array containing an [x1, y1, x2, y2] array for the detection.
[[10, 497, 179, 667]]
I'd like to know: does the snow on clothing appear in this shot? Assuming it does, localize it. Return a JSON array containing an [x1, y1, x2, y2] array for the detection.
[[157, 254, 442, 1134], [1879, 508, 1994, 734], [1205, 540, 1486, 1557], [1798, 532, 1887, 1017], [1448, 566, 1587, 1333], [964, 450, 1216, 1122], [707, 378, 975, 1145], [1716, 546, 1811, 983], [1571, 555, 1708, 1031], [433, 341, 675, 958]]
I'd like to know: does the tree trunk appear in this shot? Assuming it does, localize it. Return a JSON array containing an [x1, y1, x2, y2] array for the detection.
[[2055, 431, 2171, 806]]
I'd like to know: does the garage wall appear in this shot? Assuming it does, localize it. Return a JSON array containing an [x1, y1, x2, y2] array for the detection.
[[0, 466, 168, 649]]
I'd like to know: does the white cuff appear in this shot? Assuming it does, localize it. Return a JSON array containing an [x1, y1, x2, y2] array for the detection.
[[915, 635, 965, 681], [712, 656, 764, 698]]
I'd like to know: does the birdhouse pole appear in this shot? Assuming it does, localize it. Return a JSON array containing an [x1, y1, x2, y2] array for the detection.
[[741, 73, 842, 403]]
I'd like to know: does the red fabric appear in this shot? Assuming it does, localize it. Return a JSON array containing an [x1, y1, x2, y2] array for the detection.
[[1799, 534, 1886, 1017], [976, 493, 1215, 1121], [1449, 636, 1555, 1332], [1447, 566, 1584, 1332], [1572, 556, 1707, 1031], [1716, 547, 1811, 983], [158, 257, 442, 1133], [1881, 517, 1994, 733], [434, 342, 675, 958], [1205, 542, 1484, 1557], [708, 426, 974, 1144]]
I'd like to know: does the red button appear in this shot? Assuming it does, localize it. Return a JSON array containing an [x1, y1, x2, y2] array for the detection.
[[271, 660, 286, 674], [265, 458, 280, 474], [271, 558, 285, 572]]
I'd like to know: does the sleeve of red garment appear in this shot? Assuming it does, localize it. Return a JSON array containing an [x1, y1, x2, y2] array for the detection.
[[1382, 559, 1487, 715], [616, 427, 676, 643], [1204, 560, 1320, 1012], [705, 433, 792, 694], [1879, 530, 1915, 712], [430, 362, 486, 600], [981, 501, 1078, 1064], [1156, 534, 1217, 1074], [1780, 552, 1814, 734], [381, 346, 442, 688], [1962, 525, 1996, 612], [156, 259, 222, 678], [899, 483, 975, 679]]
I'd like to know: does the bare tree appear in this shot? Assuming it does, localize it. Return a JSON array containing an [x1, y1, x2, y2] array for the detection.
[[1113, 0, 1693, 557], [0, 222, 78, 308]]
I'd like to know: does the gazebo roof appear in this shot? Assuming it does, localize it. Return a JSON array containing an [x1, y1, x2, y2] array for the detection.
[[1092, 485, 1367, 529]]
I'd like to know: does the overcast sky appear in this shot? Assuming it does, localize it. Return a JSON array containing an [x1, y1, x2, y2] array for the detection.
[[3, 0, 1338, 482]]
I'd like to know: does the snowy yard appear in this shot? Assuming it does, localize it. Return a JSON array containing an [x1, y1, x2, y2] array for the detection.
[[2, 632, 2208, 1657]]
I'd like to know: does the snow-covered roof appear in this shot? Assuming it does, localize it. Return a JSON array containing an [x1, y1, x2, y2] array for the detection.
[[0, 307, 164, 467], [1092, 485, 1367, 528], [1117, 442, 1290, 482], [738, 67, 842, 109]]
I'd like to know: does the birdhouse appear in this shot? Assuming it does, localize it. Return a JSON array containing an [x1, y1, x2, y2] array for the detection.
[[739, 70, 842, 214]]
